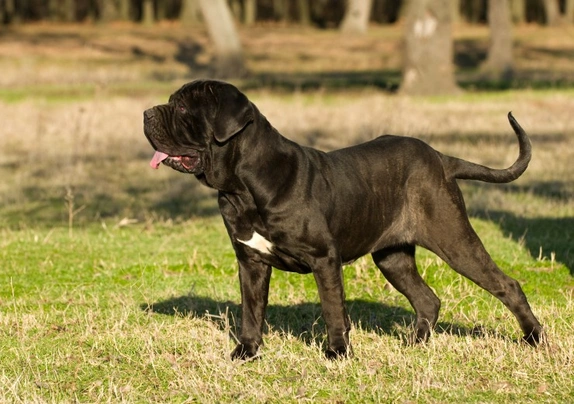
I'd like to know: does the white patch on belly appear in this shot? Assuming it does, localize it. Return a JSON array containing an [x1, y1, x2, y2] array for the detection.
[[237, 231, 274, 255]]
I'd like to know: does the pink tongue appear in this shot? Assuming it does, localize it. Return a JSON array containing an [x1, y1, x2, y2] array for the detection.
[[150, 151, 169, 169]]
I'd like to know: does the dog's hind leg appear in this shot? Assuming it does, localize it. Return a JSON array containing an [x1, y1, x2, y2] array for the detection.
[[421, 202, 543, 345], [372, 245, 441, 344]]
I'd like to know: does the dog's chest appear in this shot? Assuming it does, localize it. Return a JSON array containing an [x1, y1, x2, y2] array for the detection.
[[237, 231, 274, 255], [235, 230, 313, 274], [218, 193, 313, 274]]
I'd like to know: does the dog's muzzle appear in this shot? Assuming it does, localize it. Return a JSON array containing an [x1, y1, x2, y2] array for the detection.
[[144, 109, 204, 174]]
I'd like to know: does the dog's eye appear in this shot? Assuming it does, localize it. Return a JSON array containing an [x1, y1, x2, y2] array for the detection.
[[174, 102, 187, 113]]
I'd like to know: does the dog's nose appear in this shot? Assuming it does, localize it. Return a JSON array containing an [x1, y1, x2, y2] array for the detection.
[[144, 108, 155, 120]]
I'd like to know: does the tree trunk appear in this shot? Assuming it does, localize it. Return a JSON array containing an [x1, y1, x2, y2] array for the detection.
[[199, 0, 247, 78], [230, 0, 242, 21], [297, 0, 311, 26], [48, 0, 60, 21], [118, 0, 131, 20], [467, 0, 483, 23], [100, 0, 119, 23], [244, 0, 257, 25], [86, 0, 98, 22], [273, 0, 289, 22], [63, 0, 76, 21], [156, 0, 167, 21], [565, 0, 574, 24], [400, 0, 460, 96], [397, 0, 409, 22], [451, 0, 461, 24], [340, 0, 373, 34], [142, 0, 154, 26], [542, 0, 561, 26], [180, 0, 200, 26], [481, 0, 513, 80], [510, 0, 525, 24], [4, 0, 19, 24]]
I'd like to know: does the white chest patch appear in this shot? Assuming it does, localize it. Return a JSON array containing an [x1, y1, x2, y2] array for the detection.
[[237, 231, 274, 255]]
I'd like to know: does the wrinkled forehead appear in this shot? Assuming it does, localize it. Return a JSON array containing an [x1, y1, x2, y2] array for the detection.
[[167, 87, 189, 104], [168, 80, 219, 104]]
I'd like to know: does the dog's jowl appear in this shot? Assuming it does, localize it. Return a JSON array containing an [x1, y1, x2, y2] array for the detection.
[[144, 80, 543, 359]]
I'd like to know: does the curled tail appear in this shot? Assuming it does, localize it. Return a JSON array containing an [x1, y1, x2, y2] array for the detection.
[[442, 112, 532, 183]]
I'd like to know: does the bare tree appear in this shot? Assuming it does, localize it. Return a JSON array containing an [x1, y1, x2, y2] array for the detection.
[[481, 0, 513, 80], [118, 0, 131, 21], [400, 0, 460, 95], [48, 0, 59, 20], [64, 0, 76, 21], [229, 0, 242, 20], [100, 0, 120, 23], [451, 0, 461, 23], [340, 0, 373, 34], [7, 0, 21, 24], [180, 0, 200, 26], [142, 0, 155, 26], [156, 0, 167, 21], [244, 0, 257, 25], [273, 0, 289, 22], [297, 0, 311, 26], [466, 0, 484, 23], [199, 0, 247, 78], [510, 0, 526, 24], [541, 0, 561, 25], [566, 0, 574, 24]]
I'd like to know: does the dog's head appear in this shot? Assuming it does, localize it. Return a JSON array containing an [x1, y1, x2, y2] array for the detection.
[[143, 80, 254, 175]]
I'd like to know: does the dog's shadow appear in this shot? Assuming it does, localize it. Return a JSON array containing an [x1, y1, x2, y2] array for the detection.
[[141, 294, 499, 347]]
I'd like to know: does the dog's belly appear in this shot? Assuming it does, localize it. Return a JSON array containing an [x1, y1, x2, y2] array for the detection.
[[252, 242, 378, 274], [237, 224, 396, 275], [262, 249, 313, 274]]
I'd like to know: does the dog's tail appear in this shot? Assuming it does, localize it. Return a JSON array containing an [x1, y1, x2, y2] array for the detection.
[[442, 112, 531, 183]]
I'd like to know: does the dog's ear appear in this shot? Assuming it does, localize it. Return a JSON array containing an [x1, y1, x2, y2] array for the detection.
[[213, 84, 253, 143]]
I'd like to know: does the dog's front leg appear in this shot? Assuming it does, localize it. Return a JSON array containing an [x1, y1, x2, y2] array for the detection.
[[231, 259, 272, 360], [312, 256, 352, 359]]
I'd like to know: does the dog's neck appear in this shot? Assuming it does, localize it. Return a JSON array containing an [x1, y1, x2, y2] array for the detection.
[[204, 107, 312, 201]]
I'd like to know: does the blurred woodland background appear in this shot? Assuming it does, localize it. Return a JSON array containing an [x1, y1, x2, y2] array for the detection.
[[2, 0, 574, 93], [2, 0, 572, 29]]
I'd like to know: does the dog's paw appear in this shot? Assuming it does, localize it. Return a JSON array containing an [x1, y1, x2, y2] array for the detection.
[[230, 343, 259, 360], [522, 329, 545, 347], [406, 330, 430, 346], [325, 345, 353, 360]]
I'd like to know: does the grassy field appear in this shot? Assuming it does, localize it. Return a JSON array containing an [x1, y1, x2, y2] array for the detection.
[[1, 219, 573, 402], [1, 23, 574, 402]]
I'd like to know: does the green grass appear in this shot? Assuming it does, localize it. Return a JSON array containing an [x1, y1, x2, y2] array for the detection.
[[1, 217, 573, 402]]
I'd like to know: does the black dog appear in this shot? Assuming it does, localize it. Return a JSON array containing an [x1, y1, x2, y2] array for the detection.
[[144, 80, 543, 359]]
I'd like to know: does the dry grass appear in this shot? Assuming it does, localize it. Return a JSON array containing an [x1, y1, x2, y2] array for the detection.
[[1, 89, 573, 221]]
